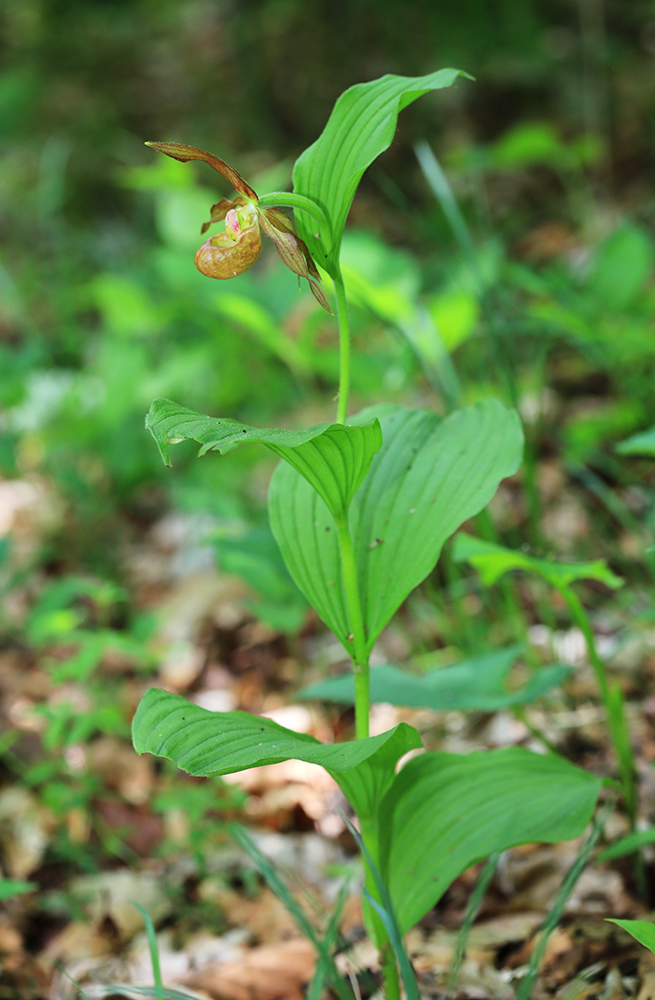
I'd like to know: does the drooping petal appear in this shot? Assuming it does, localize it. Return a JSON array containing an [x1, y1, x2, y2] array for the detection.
[[146, 142, 258, 201], [260, 208, 332, 314], [194, 221, 262, 279], [306, 278, 333, 314]]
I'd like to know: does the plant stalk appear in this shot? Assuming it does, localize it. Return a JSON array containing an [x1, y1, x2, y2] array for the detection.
[[381, 943, 402, 1000], [357, 817, 401, 1000], [334, 269, 351, 424], [257, 191, 333, 247], [330, 233, 399, 994], [335, 514, 369, 740]]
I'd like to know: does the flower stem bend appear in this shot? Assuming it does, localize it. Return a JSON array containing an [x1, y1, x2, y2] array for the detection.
[[257, 191, 333, 250]]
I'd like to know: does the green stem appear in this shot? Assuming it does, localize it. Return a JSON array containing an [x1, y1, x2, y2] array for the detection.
[[257, 191, 332, 246], [381, 943, 402, 1000], [358, 817, 399, 999], [557, 585, 610, 709], [513, 706, 560, 755], [333, 269, 351, 424], [558, 584, 638, 827], [335, 513, 369, 740]]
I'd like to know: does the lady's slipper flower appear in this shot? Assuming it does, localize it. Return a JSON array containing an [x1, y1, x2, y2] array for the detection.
[[146, 142, 331, 313]]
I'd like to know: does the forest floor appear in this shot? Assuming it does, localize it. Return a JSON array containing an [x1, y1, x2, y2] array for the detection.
[[2, 458, 655, 1000]]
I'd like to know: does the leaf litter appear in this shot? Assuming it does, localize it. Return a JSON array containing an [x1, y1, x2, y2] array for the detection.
[[2, 473, 655, 1000]]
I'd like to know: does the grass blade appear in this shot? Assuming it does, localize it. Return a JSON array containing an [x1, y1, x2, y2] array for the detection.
[[131, 903, 164, 1000], [343, 815, 420, 1000], [447, 852, 499, 997], [516, 799, 614, 1000], [228, 822, 353, 1000]]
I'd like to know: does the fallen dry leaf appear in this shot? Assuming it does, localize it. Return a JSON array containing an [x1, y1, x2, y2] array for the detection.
[[67, 868, 175, 941], [0, 787, 54, 878], [0, 916, 23, 955], [214, 886, 300, 942], [179, 937, 316, 1000]]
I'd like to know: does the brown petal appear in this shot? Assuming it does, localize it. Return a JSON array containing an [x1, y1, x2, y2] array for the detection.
[[305, 276, 333, 313], [260, 207, 296, 235], [260, 209, 332, 313], [262, 209, 323, 282], [194, 222, 262, 279], [146, 142, 258, 201]]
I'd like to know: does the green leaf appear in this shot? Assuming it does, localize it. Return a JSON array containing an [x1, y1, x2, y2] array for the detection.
[[269, 400, 523, 653], [292, 69, 468, 276], [606, 919, 655, 955], [607, 681, 637, 823], [587, 224, 655, 311], [300, 645, 571, 711], [212, 292, 310, 375], [598, 827, 655, 862], [269, 464, 348, 644], [213, 526, 307, 633], [453, 534, 624, 590], [131, 903, 164, 997], [146, 398, 382, 520], [379, 747, 601, 933], [335, 724, 423, 821], [616, 424, 655, 457], [132, 688, 421, 818], [0, 879, 37, 901]]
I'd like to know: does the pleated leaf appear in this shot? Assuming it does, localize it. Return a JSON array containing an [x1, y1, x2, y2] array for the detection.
[[269, 462, 347, 644], [292, 69, 468, 276], [380, 747, 602, 933], [269, 400, 523, 652], [146, 398, 381, 520], [334, 723, 423, 822], [132, 688, 421, 819], [300, 645, 572, 711], [453, 534, 624, 590]]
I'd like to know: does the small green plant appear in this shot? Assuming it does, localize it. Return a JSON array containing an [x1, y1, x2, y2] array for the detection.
[[4, 576, 157, 870], [131, 71, 602, 998], [452, 535, 637, 823], [0, 878, 37, 901]]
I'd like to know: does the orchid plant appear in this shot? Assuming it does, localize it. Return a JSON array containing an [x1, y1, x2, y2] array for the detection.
[[145, 141, 332, 313], [132, 71, 601, 999]]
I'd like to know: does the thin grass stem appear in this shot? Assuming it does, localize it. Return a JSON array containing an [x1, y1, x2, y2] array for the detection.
[[447, 853, 499, 998], [557, 584, 638, 831], [516, 798, 614, 1000]]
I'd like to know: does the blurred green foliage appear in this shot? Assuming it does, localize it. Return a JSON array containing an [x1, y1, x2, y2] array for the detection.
[[2, 0, 654, 529], [1, 0, 655, 892]]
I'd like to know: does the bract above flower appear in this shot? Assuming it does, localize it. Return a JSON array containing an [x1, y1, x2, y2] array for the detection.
[[146, 141, 331, 313]]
